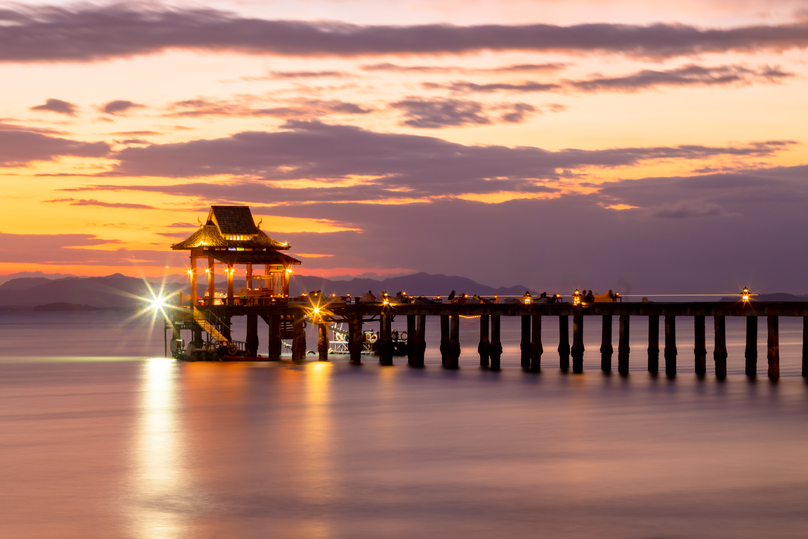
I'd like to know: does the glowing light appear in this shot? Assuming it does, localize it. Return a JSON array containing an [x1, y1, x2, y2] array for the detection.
[[742, 287, 750, 302], [573, 289, 581, 306], [149, 296, 167, 310], [186, 269, 193, 276], [313, 307, 320, 315]]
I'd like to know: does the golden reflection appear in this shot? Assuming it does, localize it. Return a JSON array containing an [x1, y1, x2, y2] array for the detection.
[[127, 358, 189, 539]]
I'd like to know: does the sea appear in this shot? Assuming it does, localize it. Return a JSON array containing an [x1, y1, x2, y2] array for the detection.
[[2, 309, 807, 538]]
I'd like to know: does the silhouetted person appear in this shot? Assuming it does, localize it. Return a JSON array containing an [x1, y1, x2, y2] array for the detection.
[[448, 290, 456, 302]]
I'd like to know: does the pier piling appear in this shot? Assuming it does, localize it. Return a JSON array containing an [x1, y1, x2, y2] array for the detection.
[[745, 316, 757, 378], [531, 315, 543, 372], [648, 315, 659, 374], [694, 316, 707, 376], [318, 322, 328, 361], [767, 316, 779, 380], [246, 313, 258, 357], [490, 315, 502, 370], [440, 315, 450, 366], [479, 314, 490, 368], [349, 315, 363, 364], [292, 314, 306, 361], [379, 313, 393, 365], [572, 312, 584, 373], [618, 315, 630, 375], [714, 316, 728, 380], [449, 313, 461, 368], [558, 315, 570, 370], [407, 315, 416, 366], [664, 315, 677, 378], [600, 315, 613, 372], [521, 315, 531, 369]]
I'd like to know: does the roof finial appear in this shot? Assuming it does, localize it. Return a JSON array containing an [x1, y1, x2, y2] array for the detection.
[[197, 216, 202, 227], [257, 217, 262, 229]]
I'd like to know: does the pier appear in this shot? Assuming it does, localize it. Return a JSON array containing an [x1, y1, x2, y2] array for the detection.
[[164, 205, 808, 380]]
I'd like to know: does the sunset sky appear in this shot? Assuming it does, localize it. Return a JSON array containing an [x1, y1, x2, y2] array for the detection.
[[2, 0, 807, 293]]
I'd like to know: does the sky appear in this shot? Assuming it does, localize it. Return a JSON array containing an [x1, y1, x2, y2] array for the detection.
[[1, 0, 807, 294]]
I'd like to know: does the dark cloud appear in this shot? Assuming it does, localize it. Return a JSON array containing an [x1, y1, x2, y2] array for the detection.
[[2, 5, 808, 62], [569, 64, 794, 92], [425, 81, 561, 94], [79, 122, 793, 201], [107, 130, 162, 136], [0, 119, 66, 135], [362, 62, 567, 74], [499, 103, 538, 123], [45, 198, 155, 209], [390, 97, 492, 128], [267, 70, 347, 79], [166, 97, 371, 118], [0, 130, 109, 166], [115, 139, 150, 145], [101, 100, 146, 115], [30, 98, 78, 116]]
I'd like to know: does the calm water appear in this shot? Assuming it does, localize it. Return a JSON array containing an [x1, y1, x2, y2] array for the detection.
[[2, 311, 808, 538]]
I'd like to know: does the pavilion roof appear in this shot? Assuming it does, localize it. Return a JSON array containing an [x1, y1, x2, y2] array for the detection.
[[171, 206, 291, 252]]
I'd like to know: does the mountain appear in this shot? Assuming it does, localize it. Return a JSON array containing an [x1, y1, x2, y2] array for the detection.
[[0, 274, 184, 310], [0, 271, 79, 286]]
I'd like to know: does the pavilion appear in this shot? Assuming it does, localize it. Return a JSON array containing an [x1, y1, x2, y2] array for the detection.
[[172, 205, 301, 305]]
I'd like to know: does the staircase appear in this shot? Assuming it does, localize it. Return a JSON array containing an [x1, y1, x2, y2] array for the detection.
[[192, 307, 230, 346]]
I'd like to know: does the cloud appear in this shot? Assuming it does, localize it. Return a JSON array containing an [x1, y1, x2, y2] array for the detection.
[[362, 62, 567, 74], [0, 130, 110, 166], [166, 97, 371, 118], [2, 5, 808, 62], [30, 98, 78, 116], [499, 103, 538, 123], [107, 130, 162, 136], [425, 81, 562, 94], [268, 70, 347, 79], [390, 97, 492, 128], [45, 198, 156, 209], [100, 100, 146, 115], [569, 64, 794, 92], [79, 122, 794, 201], [0, 232, 167, 266]]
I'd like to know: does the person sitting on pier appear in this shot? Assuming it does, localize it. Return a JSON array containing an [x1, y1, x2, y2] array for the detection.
[[535, 292, 549, 304], [448, 290, 456, 302], [584, 290, 595, 303]]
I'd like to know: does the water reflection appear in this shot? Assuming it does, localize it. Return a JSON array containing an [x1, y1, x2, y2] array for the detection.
[[127, 358, 189, 539]]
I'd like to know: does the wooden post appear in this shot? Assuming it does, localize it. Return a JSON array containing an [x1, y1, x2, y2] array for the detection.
[[714, 316, 728, 380], [221, 315, 232, 342], [246, 313, 258, 356], [292, 314, 306, 361], [803, 317, 808, 378], [531, 315, 543, 372], [618, 315, 630, 376], [664, 315, 677, 378], [246, 263, 252, 295], [600, 315, 613, 372], [207, 256, 215, 305], [520, 315, 531, 369], [648, 315, 659, 374], [745, 316, 757, 378], [558, 315, 570, 370], [694, 316, 707, 376], [349, 315, 363, 364], [268, 313, 281, 361], [767, 315, 779, 380], [572, 312, 584, 373], [379, 313, 393, 365], [226, 265, 234, 305], [407, 315, 416, 366], [479, 314, 490, 368], [189, 253, 197, 306], [318, 322, 328, 361], [449, 313, 460, 368], [490, 315, 502, 370], [440, 315, 450, 366]]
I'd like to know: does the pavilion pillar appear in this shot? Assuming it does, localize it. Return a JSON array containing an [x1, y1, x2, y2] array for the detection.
[[648, 315, 660, 374], [558, 315, 570, 370], [572, 312, 584, 373], [478, 314, 490, 368], [714, 316, 728, 380], [745, 316, 758, 378], [226, 264, 235, 305], [207, 256, 215, 305], [618, 315, 630, 375], [349, 315, 363, 364], [246, 263, 253, 294], [318, 322, 329, 361], [664, 315, 677, 378], [448, 313, 460, 368], [520, 315, 531, 369], [490, 315, 502, 370], [694, 316, 707, 376], [600, 315, 613, 372], [531, 315, 543, 372], [767, 316, 779, 381], [246, 313, 259, 356], [189, 253, 197, 307]]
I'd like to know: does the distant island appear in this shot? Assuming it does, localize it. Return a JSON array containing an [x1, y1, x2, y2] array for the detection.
[[32, 302, 101, 312]]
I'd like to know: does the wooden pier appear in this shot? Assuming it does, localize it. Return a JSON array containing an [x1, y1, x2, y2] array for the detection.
[[167, 299, 808, 380]]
